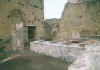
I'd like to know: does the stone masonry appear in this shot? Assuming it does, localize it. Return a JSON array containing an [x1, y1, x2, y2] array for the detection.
[[56, 0, 100, 41]]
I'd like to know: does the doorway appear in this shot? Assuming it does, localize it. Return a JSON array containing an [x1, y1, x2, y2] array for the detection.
[[28, 26, 36, 42]]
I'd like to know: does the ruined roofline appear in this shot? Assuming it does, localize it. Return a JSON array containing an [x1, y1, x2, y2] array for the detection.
[[60, 0, 100, 21], [64, 0, 100, 8], [67, 0, 100, 4], [45, 18, 60, 21]]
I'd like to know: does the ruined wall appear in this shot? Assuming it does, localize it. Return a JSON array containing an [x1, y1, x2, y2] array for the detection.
[[0, 0, 45, 40], [0, 0, 16, 38], [56, 0, 100, 41], [0, 24, 11, 38], [16, 0, 45, 40], [44, 19, 60, 40], [0, 0, 46, 49]]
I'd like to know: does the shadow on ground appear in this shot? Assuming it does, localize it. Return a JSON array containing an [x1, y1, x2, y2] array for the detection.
[[0, 50, 68, 70]]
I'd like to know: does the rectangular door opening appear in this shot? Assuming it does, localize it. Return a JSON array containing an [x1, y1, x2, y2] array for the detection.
[[28, 26, 36, 42]]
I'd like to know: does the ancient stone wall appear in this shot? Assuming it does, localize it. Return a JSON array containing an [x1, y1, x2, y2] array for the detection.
[[0, 0, 46, 41], [0, 0, 46, 49], [44, 19, 60, 40], [0, 24, 11, 38], [56, 0, 100, 41], [15, 0, 46, 40]]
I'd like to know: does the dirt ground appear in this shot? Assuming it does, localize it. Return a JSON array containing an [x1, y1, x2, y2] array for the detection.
[[0, 49, 68, 70]]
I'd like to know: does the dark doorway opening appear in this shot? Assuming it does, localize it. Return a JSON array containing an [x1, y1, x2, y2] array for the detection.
[[28, 26, 36, 42]]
